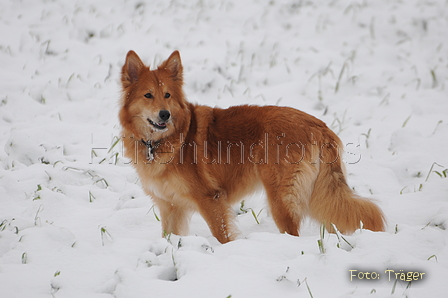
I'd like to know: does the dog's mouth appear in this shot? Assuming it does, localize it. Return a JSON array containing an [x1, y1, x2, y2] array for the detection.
[[148, 118, 167, 130]]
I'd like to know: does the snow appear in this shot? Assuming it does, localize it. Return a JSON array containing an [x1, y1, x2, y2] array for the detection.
[[1, 0, 448, 297]]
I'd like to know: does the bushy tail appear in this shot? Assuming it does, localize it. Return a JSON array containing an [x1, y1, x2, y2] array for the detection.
[[309, 143, 385, 234]]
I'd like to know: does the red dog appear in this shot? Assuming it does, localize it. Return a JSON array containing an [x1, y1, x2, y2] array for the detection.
[[119, 50, 385, 243]]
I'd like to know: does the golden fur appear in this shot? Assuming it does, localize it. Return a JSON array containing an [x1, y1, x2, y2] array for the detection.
[[119, 50, 385, 243]]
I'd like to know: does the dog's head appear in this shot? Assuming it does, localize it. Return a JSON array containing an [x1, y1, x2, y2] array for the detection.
[[119, 50, 189, 142]]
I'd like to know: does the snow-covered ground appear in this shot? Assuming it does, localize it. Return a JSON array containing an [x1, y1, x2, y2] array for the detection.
[[1, 0, 448, 297]]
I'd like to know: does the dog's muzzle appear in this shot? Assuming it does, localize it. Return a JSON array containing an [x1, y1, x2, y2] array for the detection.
[[148, 110, 170, 130]]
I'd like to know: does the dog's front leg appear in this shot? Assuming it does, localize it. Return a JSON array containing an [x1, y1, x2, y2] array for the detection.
[[196, 193, 239, 243], [152, 197, 193, 237]]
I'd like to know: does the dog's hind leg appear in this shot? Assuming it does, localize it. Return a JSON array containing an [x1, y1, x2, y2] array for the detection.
[[260, 162, 319, 236]]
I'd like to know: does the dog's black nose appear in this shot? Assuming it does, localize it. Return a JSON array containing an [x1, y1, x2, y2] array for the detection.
[[159, 110, 171, 122]]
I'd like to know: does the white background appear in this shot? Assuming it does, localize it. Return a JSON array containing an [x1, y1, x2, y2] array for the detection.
[[1, 0, 447, 297]]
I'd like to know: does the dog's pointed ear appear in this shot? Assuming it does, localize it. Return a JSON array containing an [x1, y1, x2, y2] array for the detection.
[[160, 51, 183, 81], [122, 50, 145, 85]]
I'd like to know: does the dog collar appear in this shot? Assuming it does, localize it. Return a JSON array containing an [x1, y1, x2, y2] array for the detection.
[[141, 139, 160, 161]]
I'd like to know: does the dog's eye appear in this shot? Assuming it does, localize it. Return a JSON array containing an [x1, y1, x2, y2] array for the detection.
[[144, 93, 153, 99], [164, 93, 171, 99]]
